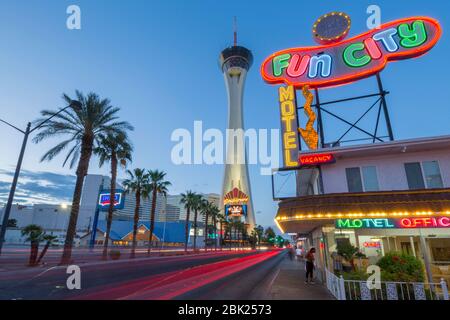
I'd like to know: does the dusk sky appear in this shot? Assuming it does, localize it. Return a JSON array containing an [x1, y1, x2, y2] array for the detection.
[[0, 0, 449, 228]]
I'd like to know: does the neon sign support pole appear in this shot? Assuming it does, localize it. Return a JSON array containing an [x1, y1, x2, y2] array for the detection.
[[314, 89, 325, 148], [376, 73, 394, 141]]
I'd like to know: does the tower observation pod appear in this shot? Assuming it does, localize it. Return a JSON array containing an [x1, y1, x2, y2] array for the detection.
[[219, 44, 256, 230]]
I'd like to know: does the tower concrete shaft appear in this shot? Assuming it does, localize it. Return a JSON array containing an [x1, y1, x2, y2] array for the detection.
[[219, 46, 256, 229]]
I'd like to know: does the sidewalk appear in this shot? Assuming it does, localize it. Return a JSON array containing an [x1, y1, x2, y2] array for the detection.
[[262, 256, 334, 300]]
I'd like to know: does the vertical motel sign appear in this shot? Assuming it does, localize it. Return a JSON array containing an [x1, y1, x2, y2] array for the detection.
[[279, 85, 299, 167]]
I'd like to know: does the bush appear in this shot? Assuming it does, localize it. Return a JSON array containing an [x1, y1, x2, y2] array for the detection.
[[338, 269, 368, 281], [376, 252, 424, 282], [109, 250, 121, 260]]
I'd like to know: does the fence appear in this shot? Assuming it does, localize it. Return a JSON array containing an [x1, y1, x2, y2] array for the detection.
[[325, 269, 449, 300]]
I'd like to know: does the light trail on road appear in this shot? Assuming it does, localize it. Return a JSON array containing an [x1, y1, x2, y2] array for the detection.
[[73, 250, 282, 300]]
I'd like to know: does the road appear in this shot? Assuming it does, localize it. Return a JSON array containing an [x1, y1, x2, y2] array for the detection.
[[0, 249, 286, 300]]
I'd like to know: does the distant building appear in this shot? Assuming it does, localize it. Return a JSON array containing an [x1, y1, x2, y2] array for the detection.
[[168, 193, 220, 223], [80, 220, 190, 247], [79, 174, 168, 225], [165, 203, 181, 222], [0, 203, 76, 245]]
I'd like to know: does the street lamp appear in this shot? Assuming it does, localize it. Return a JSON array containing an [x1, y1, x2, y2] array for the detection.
[[0, 100, 82, 255]]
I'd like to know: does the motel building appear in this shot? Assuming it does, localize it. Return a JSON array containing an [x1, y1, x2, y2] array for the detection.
[[275, 135, 450, 285]]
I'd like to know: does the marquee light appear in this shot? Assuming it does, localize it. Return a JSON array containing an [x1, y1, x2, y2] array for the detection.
[[276, 211, 450, 222], [261, 17, 441, 89], [299, 153, 335, 166]]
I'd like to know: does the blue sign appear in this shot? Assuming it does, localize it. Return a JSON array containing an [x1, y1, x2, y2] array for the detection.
[[98, 189, 125, 211]]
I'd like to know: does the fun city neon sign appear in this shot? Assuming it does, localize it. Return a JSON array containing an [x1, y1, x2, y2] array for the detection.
[[336, 217, 450, 229], [261, 17, 442, 89]]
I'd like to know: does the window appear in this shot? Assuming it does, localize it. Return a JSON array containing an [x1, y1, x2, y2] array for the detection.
[[422, 161, 443, 188], [346, 167, 363, 192], [346, 166, 379, 192], [404, 161, 443, 190], [362, 166, 379, 191], [405, 162, 425, 189]]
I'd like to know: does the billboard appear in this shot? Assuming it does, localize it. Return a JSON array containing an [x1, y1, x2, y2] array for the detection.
[[225, 204, 248, 217], [261, 17, 441, 89]]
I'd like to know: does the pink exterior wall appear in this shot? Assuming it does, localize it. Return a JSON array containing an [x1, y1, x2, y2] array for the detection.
[[321, 149, 450, 194]]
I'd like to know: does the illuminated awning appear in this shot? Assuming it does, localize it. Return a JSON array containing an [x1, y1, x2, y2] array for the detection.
[[275, 188, 450, 233]]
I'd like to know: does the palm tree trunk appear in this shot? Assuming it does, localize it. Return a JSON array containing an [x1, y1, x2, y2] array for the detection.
[[184, 208, 190, 253], [36, 241, 50, 264], [103, 154, 117, 260], [147, 188, 157, 254], [131, 191, 140, 258], [60, 135, 93, 265], [29, 241, 39, 266], [219, 221, 222, 251], [193, 209, 198, 251], [204, 213, 208, 252], [214, 216, 217, 251]]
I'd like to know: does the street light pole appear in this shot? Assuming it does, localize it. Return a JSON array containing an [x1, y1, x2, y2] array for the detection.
[[0, 101, 81, 255], [0, 123, 31, 255]]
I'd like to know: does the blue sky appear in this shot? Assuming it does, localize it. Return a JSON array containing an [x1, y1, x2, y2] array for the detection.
[[0, 0, 449, 228]]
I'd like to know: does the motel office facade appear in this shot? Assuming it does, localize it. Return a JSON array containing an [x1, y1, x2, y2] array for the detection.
[[276, 135, 450, 283]]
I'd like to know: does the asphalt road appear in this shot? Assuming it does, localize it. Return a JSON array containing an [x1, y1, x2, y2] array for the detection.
[[176, 250, 287, 300], [0, 250, 259, 300]]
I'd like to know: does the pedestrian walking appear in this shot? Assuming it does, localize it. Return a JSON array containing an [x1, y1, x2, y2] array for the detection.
[[305, 247, 316, 284], [288, 246, 295, 261]]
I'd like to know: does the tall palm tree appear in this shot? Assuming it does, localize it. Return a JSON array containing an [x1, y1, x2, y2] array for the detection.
[[95, 132, 133, 259], [33, 91, 133, 264], [122, 168, 150, 258], [235, 221, 244, 250], [147, 170, 171, 254], [191, 194, 204, 252], [211, 204, 220, 251], [200, 200, 211, 252], [209, 205, 220, 251], [216, 213, 226, 251], [255, 225, 264, 250], [180, 190, 196, 253], [224, 220, 232, 250]]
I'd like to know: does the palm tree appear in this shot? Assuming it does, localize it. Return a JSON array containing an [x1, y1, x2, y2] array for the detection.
[[180, 190, 196, 253], [210, 206, 220, 251], [200, 200, 211, 252], [33, 91, 133, 264], [36, 234, 58, 264], [122, 168, 150, 258], [147, 170, 171, 254], [191, 194, 204, 252], [235, 221, 245, 250], [224, 220, 232, 250], [21, 224, 44, 266], [216, 213, 226, 251], [94, 132, 133, 260], [228, 220, 235, 250]]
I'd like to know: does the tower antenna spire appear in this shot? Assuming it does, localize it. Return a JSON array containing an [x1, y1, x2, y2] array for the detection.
[[233, 16, 237, 46]]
